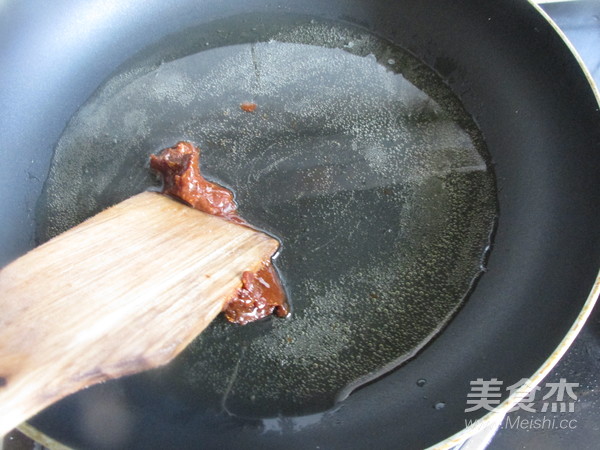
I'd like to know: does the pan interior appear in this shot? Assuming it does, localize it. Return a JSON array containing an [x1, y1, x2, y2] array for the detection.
[[36, 17, 497, 417]]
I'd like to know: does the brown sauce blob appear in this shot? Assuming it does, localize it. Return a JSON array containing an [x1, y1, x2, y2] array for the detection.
[[150, 141, 288, 325], [240, 102, 258, 112]]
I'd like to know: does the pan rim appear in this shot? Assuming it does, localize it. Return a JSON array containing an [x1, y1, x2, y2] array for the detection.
[[431, 1, 600, 447], [431, 269, 599, 449], [10, 1, 600, 448]]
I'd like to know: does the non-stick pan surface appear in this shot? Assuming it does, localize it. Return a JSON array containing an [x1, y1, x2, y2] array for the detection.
[[1, 0, 599, 448]]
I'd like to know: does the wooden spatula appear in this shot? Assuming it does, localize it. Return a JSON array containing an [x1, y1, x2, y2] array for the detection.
[[0, 191, 279, 436]]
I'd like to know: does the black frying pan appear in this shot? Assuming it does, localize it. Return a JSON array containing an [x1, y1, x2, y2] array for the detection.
[[1, 0, 599, 448]]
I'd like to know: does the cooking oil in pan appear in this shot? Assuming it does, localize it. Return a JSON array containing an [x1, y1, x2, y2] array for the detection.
[[37, 16, 497, 418]]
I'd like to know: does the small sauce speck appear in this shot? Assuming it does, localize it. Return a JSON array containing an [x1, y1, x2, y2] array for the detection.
[[240, 102, 258, 112]]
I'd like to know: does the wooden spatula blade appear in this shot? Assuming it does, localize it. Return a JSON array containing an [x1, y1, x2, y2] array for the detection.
[[0, 191, 279, 435]]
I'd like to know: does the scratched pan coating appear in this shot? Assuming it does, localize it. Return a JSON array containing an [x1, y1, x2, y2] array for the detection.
[[36, 17, 497, 417]]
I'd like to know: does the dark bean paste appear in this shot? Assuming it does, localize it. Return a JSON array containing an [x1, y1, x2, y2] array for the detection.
[[150, 141, 289, 325]]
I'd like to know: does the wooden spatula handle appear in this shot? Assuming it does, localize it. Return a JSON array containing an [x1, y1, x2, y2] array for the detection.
[[0, 192, 279, 435]]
